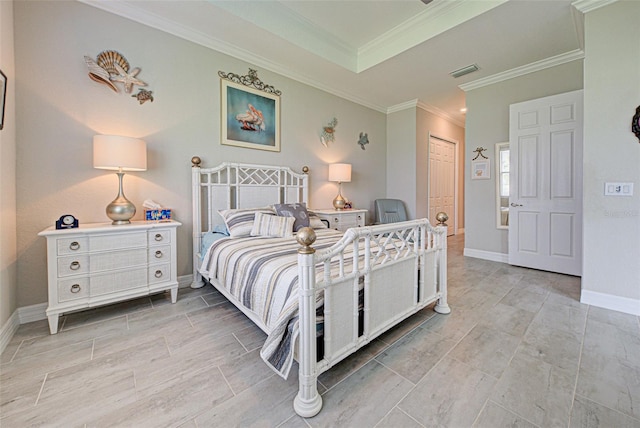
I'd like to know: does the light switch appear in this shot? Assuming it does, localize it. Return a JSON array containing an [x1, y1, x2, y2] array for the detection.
[[604, 182, 634, 196]]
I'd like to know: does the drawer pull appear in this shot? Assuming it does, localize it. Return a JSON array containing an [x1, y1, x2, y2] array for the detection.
[[155, 250, 163, 258], [154, 270, 163, 278], [70, 284, 81, 293], [70, 261, 81, 270], [69, 241, 80, 251], [334, 218, 339, 222], [154, 233, 163, 241]]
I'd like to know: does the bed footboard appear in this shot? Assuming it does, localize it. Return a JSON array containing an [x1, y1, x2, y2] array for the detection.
[[293, 217, 450, 417]]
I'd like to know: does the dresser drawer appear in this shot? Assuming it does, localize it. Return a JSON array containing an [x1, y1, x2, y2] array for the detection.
[[149, 245, 171, 264], [57, 255, 89, 277], [149, 229, 171, 246], [91, 268, 148, 296], [149, 264, 171, 284], [56, 237, 88, 256], [57, 277, 89, 302], [91, 232, 147, 252], [89, 248, 147, 273]]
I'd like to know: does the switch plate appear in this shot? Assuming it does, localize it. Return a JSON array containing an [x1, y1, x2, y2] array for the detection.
[[604, 182, 634, 196]]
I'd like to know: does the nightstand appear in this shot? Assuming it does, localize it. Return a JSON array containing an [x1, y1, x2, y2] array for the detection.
[[312, 209, 367, 232], [38, 220, 181, 334]]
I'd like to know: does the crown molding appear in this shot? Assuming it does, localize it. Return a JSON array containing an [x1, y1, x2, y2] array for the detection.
[[459, 49, 585, 92], [571, 0, 619, 14], [387, 100, 465, 128], [77, 0, 387, 113], [358, 0, 508, 72]]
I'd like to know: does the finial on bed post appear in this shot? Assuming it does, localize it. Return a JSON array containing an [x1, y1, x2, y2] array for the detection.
[[191, 156, 201, 168], [436, 211, 448, 226], [296, 227, 317, 254], [302, 166, 309, 174]]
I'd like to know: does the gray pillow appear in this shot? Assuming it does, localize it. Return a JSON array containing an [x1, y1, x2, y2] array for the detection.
[[273, 203, 309, 232]]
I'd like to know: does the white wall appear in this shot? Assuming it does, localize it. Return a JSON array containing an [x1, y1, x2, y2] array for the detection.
[[0, 0, 18, 329], [581, 1, 640, 314], [464, 61, 583, 254], [386, 105, 465, 228], [13, 1, 388, 308]]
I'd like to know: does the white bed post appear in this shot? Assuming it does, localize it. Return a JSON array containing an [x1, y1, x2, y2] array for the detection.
[[293, 227, 323, 418], [433, 212, 451, 314], [191, 156, 205, 289]]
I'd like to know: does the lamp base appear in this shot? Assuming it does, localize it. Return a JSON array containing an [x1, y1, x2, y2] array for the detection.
[[332, 193, 346, 211], [106, 172, 136, 225]]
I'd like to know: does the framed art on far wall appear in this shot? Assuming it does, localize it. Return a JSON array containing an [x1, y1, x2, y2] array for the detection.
[[221, 79, 280, 152], [471, 159, 491, 180], [0, 69, 7, 131]]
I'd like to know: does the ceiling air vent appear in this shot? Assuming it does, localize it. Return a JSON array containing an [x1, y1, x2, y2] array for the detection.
[[450, 64, 479, 78]]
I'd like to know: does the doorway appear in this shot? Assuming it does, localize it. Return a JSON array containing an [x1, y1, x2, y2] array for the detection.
[[428, 134, 457, 236], [508, 90, 583, 276]]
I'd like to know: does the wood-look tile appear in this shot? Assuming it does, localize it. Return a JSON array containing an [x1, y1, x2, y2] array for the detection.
[[588, 306, 640, 335], [307, 360, 413, 428], [0, 374, 45, 421], [376, 307, 436, 346], [477, 302, 536, 337], [449, 325, 521, 378], [399, 357, 497, 428], [94, 366, 234, 428], [492, 351, 576, 427], [0, 340, 93, 386], [13, 316, 128, 361], [233, 324, 268, 352], [61, 295, 152, 330], [518, 320, 583, 373], [126, 294, 208, 329], [376, 408, 423, 428], [375, 325, 456, 384], [318, 338, 387, 390], [499, 287, 548, 313], [473, 401, 538, 428], [570, 394, 640, 428], [532, 299, 588, 338], [218, 348, 277, 395], [194, 371, 299, 427]]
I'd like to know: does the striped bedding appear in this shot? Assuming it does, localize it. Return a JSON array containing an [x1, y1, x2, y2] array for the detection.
[[199, 228, 345, 378]]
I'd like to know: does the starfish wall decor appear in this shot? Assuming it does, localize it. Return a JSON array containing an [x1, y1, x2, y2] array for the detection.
[[84, 50, 153, 104]]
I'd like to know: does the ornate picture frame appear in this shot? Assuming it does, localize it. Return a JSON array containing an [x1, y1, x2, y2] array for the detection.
[[220, 78, 280, 152], [0, 69, 7, 131]]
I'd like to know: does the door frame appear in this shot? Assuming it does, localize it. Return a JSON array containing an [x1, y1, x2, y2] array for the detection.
[[428, 133, 459, 235]]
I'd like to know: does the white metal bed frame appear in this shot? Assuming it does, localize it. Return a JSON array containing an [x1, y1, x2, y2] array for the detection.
[[191, 157, 450, 417]]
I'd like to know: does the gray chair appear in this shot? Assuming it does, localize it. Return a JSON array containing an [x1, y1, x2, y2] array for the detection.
[[374, 199, 408, 224]]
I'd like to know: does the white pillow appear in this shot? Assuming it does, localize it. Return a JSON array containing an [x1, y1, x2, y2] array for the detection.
[[250, 212, 295, 238], [219, 207, 275, 238]]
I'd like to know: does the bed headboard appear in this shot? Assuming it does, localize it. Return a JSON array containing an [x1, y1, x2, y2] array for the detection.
[[191, 156, 309, 286]]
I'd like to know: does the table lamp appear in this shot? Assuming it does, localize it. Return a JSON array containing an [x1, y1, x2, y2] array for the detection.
[[93, 135, 147, 224], [328, 163, 351, 210]]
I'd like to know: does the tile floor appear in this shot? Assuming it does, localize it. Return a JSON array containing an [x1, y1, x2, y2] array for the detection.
[[1, 235, 639, 427]]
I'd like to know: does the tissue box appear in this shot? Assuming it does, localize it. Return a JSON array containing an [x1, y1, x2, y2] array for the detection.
[[145, 209, 172, 222]]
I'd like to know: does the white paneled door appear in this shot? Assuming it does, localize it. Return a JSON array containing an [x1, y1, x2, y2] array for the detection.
[[508, 90, 583, 276], [429, 135, 456, 236]]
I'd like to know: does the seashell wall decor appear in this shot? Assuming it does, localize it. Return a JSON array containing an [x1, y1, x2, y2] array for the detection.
[[84, 50, 152, 103], [320, 118, 338, 147]]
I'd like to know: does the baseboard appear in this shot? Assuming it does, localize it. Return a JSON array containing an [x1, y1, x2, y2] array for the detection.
[[581, 290, 640, 316], [463, 248, 509, 263], [0, 310, 21, 355], [18, 303, 48, 324]]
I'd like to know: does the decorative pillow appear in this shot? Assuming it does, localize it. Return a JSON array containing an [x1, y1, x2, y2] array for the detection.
[[308, 212, 328, 229], [218, 207, 275, 238], [274, 203, 309, 232], [250, 212, 295, 238]]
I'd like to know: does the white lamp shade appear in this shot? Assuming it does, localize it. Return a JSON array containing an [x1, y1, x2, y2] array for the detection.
[[93, 135, 147, 171], [328, 163, 352, 183]]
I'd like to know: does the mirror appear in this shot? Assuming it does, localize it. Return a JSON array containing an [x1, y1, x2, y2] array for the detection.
[[496, 142, 510, 229]]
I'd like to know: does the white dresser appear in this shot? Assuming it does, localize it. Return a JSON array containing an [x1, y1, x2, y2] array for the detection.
[[38, 220, 181, 334], [312, 209, 367, 232]]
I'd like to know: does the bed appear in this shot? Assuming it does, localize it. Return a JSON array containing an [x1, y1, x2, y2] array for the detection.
[[190, 158, 450, 417]]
